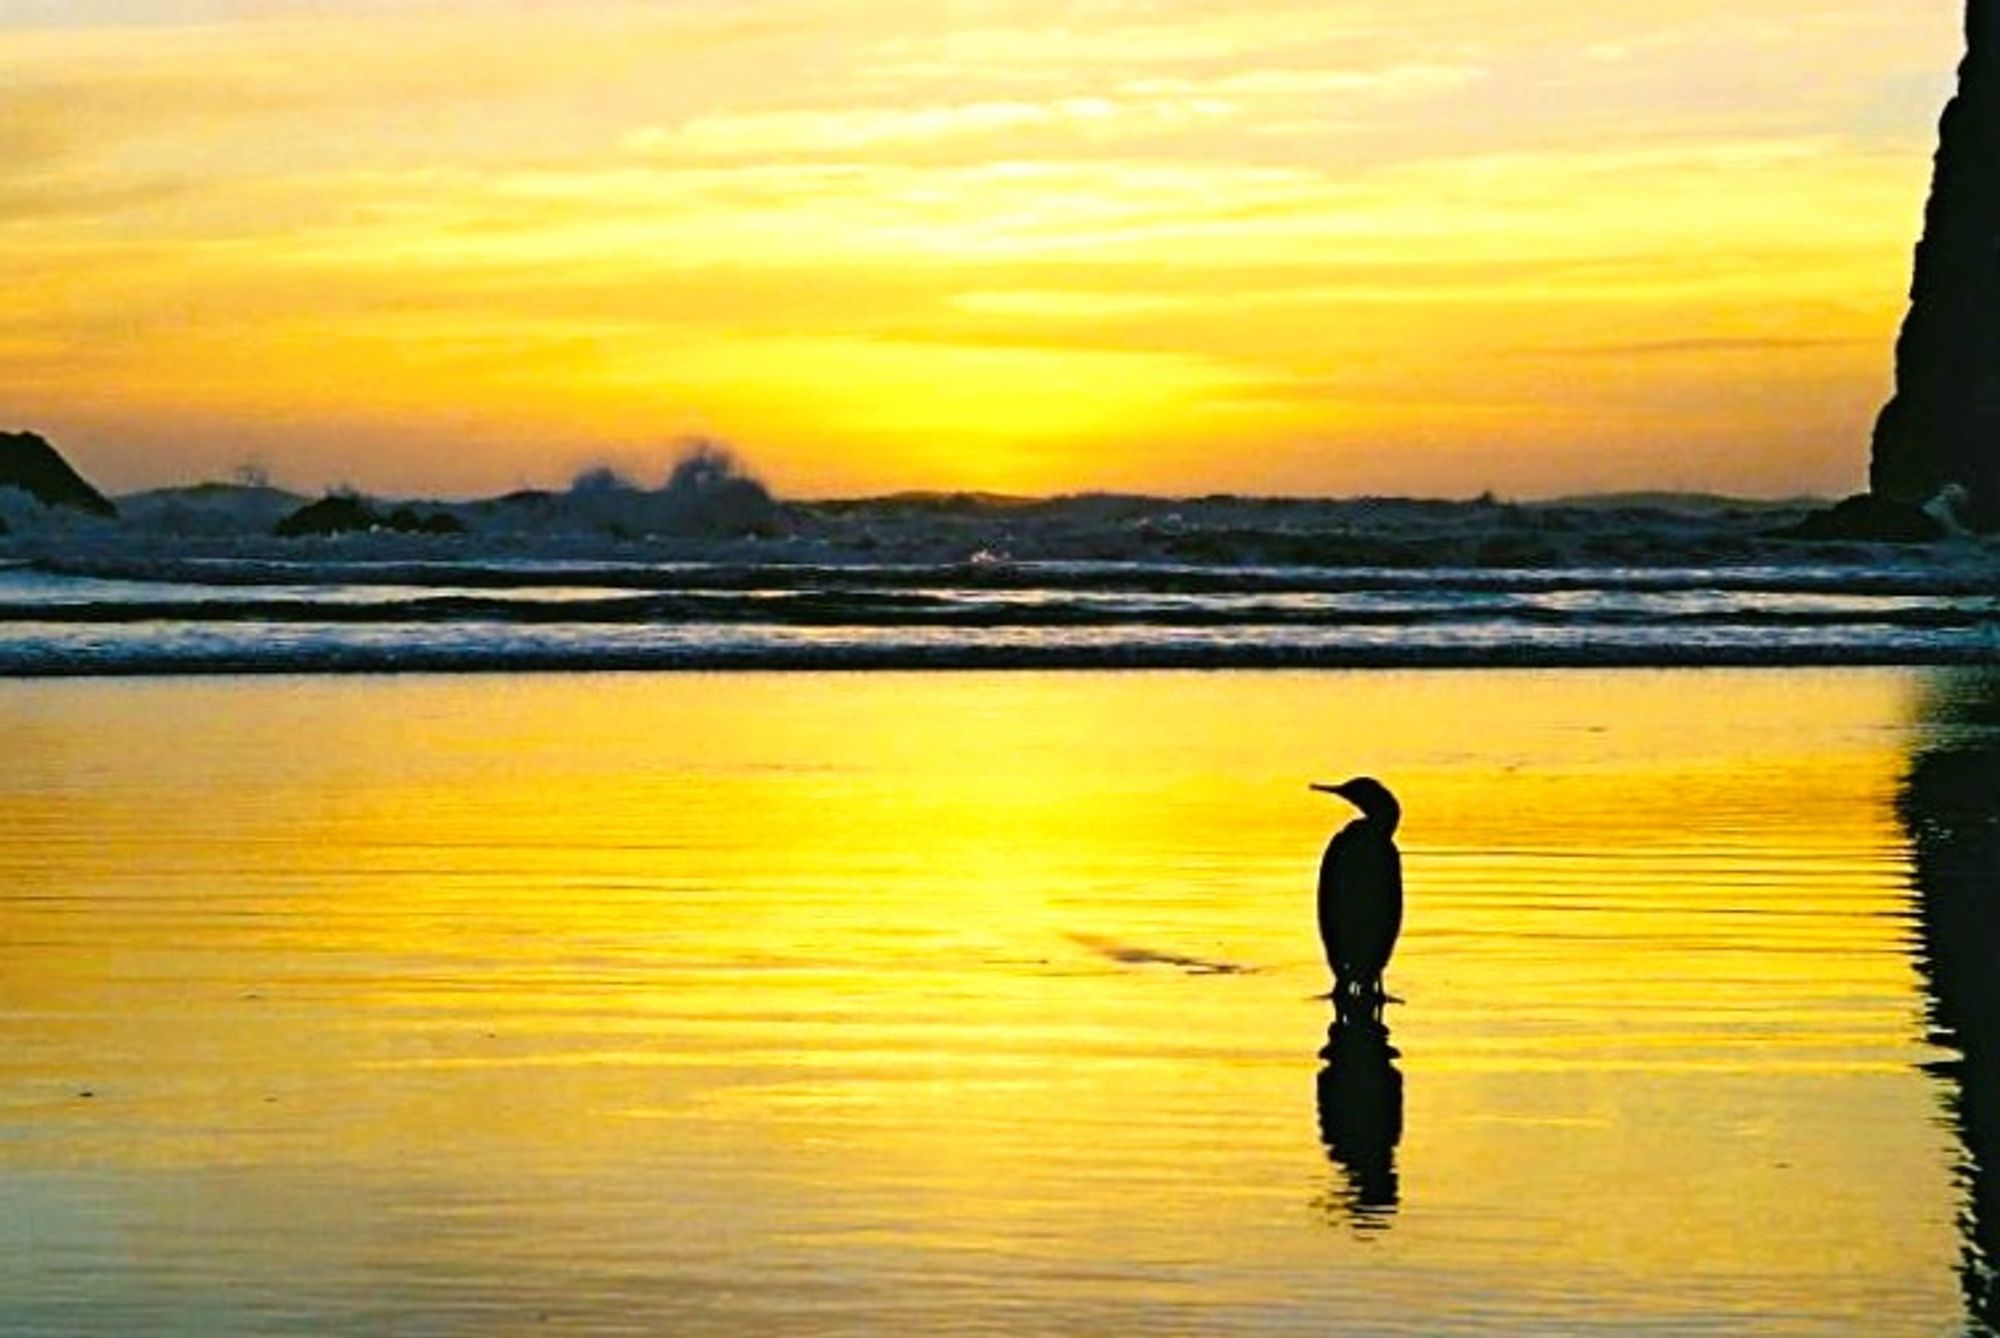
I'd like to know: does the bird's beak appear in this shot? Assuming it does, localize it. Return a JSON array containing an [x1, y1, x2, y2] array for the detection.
[[1310, 782, 1346, 796]]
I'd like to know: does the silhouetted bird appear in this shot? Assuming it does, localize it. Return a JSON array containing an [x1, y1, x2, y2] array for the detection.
[[1312, 776, 1403, 1010]]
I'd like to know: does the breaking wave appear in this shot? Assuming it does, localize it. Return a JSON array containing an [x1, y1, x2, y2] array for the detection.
[[0, 551, 1995, 675]]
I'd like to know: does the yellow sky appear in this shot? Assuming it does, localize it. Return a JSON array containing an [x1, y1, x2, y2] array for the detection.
[[0, 1, 1967, 498]]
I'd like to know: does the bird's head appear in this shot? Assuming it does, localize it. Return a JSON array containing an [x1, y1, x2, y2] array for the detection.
[[1311, 776, 1401, 828]]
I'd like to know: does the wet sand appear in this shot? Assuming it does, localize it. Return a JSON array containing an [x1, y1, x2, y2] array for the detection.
[[0, 668, 1987, 1334]]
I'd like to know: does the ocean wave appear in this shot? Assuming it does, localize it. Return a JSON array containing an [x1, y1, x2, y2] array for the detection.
[[5, 546, 1997, 675], [20, 555, 2000, 598], [0, 617, 1995, 676], [0, 589, 1993, 630]]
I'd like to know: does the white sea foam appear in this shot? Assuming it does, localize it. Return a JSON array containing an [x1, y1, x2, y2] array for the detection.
[[2, 490, 1995, 673]]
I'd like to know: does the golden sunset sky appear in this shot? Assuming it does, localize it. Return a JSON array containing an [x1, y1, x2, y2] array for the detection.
[[0, 1, 1966, 498]]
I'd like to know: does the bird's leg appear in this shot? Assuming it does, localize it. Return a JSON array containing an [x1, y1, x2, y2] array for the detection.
[[1360, 981, 1382, 1023], [1334, 978, 1374, 1023]]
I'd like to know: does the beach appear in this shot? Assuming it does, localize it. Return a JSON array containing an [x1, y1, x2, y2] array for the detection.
[[9, 0, 2000, 1329], [0, 667, 1986, 1334]]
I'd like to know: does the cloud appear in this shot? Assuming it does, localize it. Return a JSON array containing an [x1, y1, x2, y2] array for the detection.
[[1515, 336, 1876, 360], [0, 0, 1964, 496]]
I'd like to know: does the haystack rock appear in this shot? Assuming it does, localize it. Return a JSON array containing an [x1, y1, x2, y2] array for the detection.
[[0, 430, 117, 517], [1871, 0, 2000, 529]]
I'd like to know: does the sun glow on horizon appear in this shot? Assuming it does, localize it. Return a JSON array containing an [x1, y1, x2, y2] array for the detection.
[[0, 1, 1966, 498]]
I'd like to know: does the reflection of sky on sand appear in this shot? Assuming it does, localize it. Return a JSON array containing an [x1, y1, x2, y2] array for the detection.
[[0, 670, 1969, 1332]]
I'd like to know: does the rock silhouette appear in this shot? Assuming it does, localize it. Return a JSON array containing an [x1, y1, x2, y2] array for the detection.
[[273, 495, 381, 536], [273, 495, 465, 537], [1773, 492, 1945, 544], [1871, 1, 2000, 529], [0, 431, 117, 517]]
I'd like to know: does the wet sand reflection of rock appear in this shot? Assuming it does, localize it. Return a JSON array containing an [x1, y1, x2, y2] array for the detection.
[[1901, 668, 2000, 1330]]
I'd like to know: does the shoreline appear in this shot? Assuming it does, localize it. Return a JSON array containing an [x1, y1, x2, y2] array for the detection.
[[5, 645, 1997, 678]]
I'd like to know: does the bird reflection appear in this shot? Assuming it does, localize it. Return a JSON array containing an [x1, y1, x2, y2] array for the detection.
[[1900, 668, 2000, 1332], [1314, 1007, 1403, 1230]]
